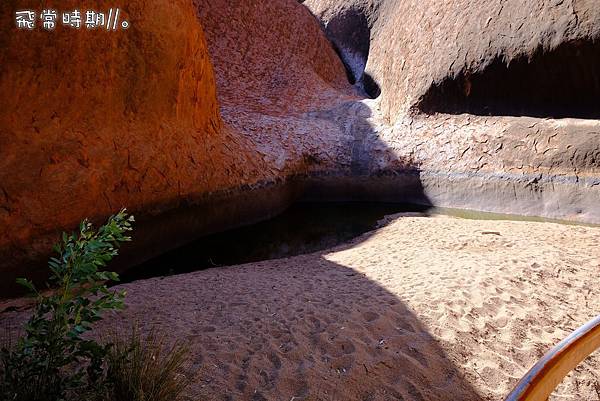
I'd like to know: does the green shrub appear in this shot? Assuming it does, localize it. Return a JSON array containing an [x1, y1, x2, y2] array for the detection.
[[0, 209, 134, 401], [104, 328, 191, 401]]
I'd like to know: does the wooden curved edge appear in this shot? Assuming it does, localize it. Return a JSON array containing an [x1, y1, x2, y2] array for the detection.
[[504, 314, 600, 401]]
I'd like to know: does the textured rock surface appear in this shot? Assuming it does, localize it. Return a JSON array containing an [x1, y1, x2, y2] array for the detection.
[[0, 0, 357, 295], [194, 0, 357, 177], [0, 0, 234, 293], [306, 0, 600, 119], [304, 0, 600, 222]]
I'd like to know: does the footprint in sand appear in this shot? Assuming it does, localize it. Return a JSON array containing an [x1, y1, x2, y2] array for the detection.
[[336, 338, 356, 354], [363, 311, 380, 322]]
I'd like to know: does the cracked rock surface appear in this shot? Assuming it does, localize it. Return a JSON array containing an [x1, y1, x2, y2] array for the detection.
[[305, 0, 600, 221]]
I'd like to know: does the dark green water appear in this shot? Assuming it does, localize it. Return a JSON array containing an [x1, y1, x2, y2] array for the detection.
[[120, 202, 595, 282], [120, 202, 428, 281]]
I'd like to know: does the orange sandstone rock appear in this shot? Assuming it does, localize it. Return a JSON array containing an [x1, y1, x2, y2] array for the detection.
[[0, 0, 251, 294], [0, 0, 355, 296]]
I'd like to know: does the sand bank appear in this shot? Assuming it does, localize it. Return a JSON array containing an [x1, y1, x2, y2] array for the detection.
[[2, 214, 599, 400]]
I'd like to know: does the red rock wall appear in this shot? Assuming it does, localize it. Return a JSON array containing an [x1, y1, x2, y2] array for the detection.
[[0, 0, 356, 295], [196, 0, 351, 115], [195, 0, 356, 181], [0, 0, 244, 292]]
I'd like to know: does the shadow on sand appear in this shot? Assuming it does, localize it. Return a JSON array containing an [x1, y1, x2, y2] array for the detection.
[[94, 101, 485, 400], [99, 234, 485, 400], [0, 97, 488, 400]]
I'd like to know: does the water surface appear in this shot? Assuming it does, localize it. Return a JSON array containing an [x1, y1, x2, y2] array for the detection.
[[121, 202, 594, 282]]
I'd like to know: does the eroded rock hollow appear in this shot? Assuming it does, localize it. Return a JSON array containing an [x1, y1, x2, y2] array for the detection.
[[306, 0, 600, 220]]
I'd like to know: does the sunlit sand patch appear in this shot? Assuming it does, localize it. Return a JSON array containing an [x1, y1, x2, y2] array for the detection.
[[325, 214, 600, 399]]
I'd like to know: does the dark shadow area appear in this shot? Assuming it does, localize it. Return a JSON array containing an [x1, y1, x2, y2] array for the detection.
[[329, 40, 358, 85], [0, 253, 484, 400], [326, 8, 370, 84], [120, 202, 430, 283], [417, 40, 600, 119], [362, 72, 381, 99], [323, 8, 381, 99]]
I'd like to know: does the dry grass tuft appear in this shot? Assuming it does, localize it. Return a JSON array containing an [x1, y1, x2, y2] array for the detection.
[[105, 328, 191, 401]]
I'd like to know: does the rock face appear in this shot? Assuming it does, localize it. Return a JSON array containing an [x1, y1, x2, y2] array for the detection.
[[194, 0, 356, 177], [193, 0, 427, 206], [0, 0, 356, 296], [306, 0, 600, 120], [2, 0, 600, 294], [304, 0, 600, 222], [0, 0, 227, 294]]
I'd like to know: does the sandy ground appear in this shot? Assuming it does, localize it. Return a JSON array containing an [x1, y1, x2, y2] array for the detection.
[[2, 214, 600, 400]]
